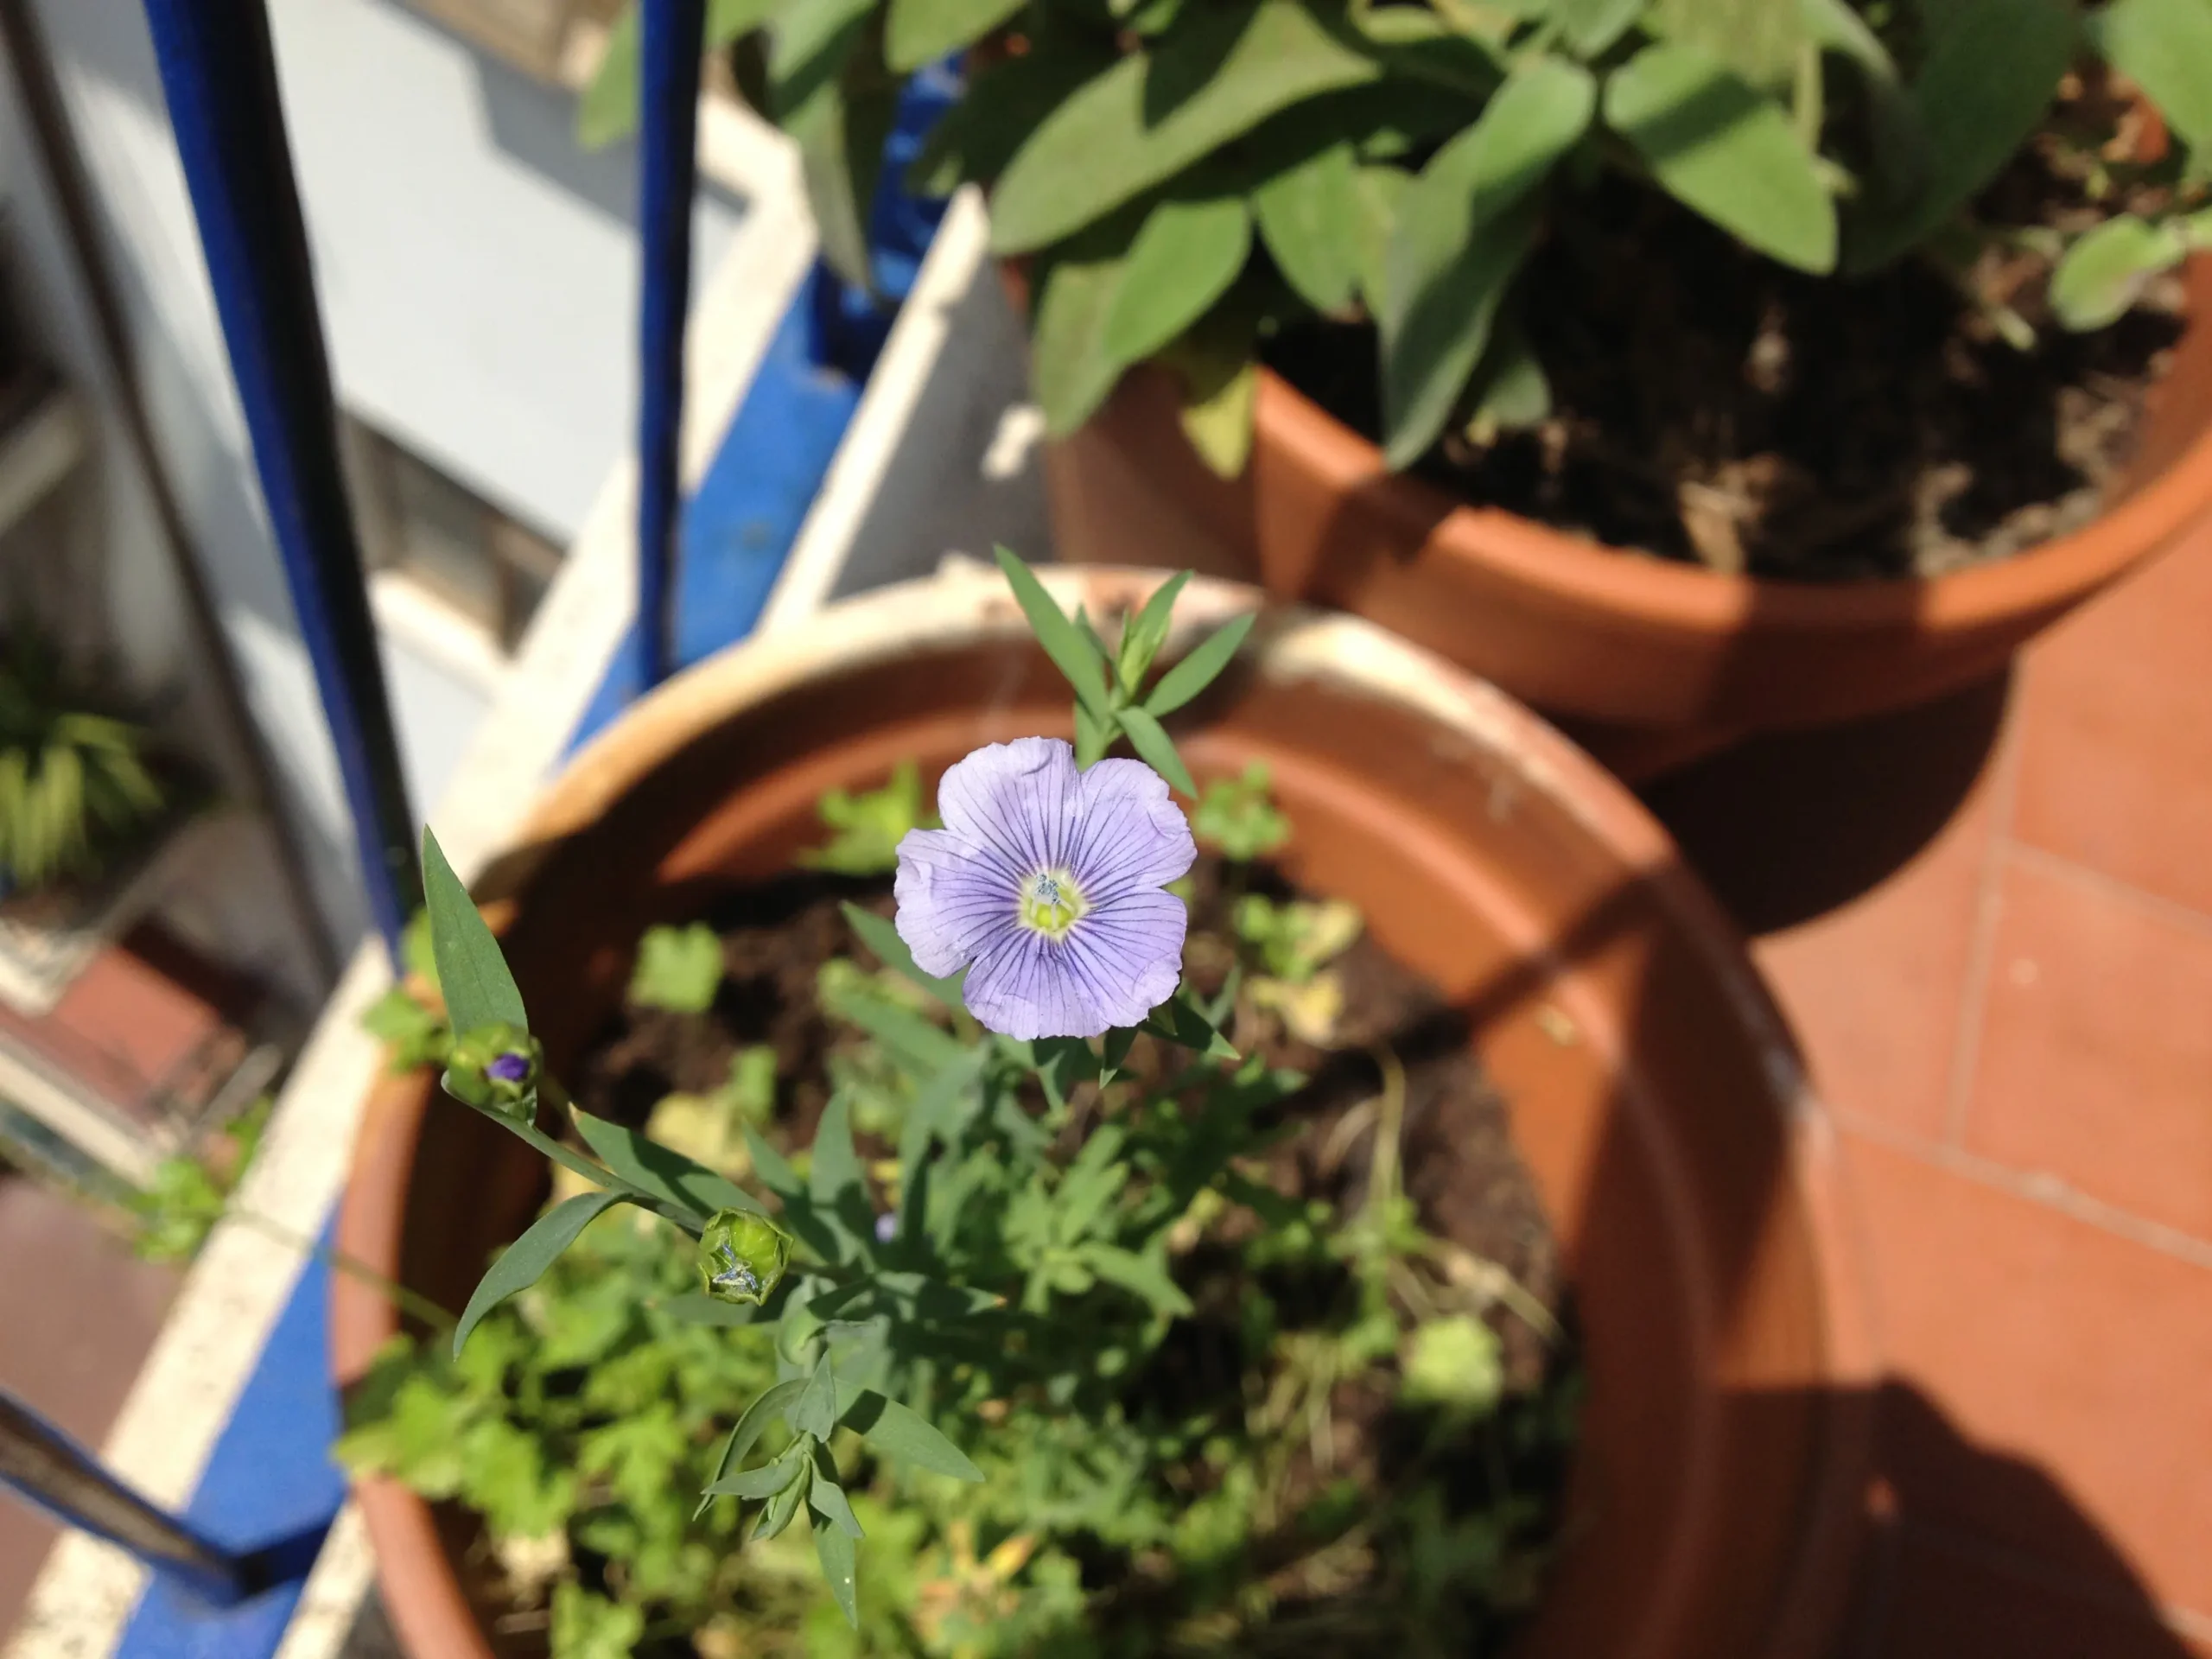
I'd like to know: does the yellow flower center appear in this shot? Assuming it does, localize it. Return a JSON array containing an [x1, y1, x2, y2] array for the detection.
[[1019, 869, 1088, 939]]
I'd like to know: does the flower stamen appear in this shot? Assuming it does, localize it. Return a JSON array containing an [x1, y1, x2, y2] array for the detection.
[[1019, 869, 1089, 940]]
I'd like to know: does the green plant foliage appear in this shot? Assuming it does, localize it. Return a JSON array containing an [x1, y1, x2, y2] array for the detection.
[[129, 1097, 270, 1263], [797, 759, 939, 876], [2088, 0, 2212, 157], [0, 632, 167, 893], [628, 922, 726, 1013], [1190, 761, 1292, 860]]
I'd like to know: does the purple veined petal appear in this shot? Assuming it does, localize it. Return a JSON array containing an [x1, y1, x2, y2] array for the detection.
[[932, 737, 1081, 879], [1064, 758, 1198, 902], [960, 888, 1188, 1039], [893, 826, 1021, 978]]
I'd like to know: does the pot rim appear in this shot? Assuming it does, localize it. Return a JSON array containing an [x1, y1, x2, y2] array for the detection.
[[336, 564, 1878, 1656], [1251, 256, 2212, 633]]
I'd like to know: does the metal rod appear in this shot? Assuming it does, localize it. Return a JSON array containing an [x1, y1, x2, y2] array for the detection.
[[137, 0, 420, 964], [0, 0, 343, 990], [636, 0, 706, 688], [0, 1389, 250, 1605]]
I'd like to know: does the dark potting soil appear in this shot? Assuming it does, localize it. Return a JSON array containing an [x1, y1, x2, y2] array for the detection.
[[568, 859, 1578, 1647], [1265, 98, 2190, 582]]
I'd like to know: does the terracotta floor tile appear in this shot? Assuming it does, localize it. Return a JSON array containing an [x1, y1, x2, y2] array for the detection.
[[2012, 520, 2212, 918], [1962, 856, 2212, 1243], [1841, 1133, 2212, 1618], [1643, 678, 2011, 1143], [0, 1175, 179, 1640], [1851, 1527, 2209, 1659]]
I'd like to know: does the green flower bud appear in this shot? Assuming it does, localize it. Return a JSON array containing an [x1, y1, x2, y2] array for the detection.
[[697, 1209, 791, 1306], [444, 1023, 542, 1117]]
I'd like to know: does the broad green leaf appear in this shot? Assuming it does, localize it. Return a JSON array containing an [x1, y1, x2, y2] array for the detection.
[[1119, 571, 1191, 692], [844, 1389, 985, 1480], [1083, 1243, 1195, 1316], [2089, 0, 2212, 155], [1160, 318, 1260, 479], [807, 1446, 866, 1537], [906, 35, 1116, 196], [994, 547, 1114, 715], [454, 1192, 625, 1358], [571, 1109, 767, 1223], [1352, 163, 1412, 308], [1844, 0, 2075, 271], [813, 1507, 860, 1626], [1253, 140, 1364, 315], [1465, 321, 1552, 439], [1031, 231, 1137, 437], [1798, 0, 1921, 197], [1146, 612, 1255, 715], [772, 0, 892, 290], [1382, 59, 1592, 465], [1102, 195, 1253, 370], [886, 0, 1024, 72], [420, 828, 526, 1036], [1554, 0, 1646, 54], [1646, 0, 1806, 91], [1605, 41, 1835, 274], [791, 1356, 841, 1440], [990, 0, 1385, 254], [842, 902, 963, 1005], [1116, 705, 1198, 796], [2049, 214, 2188, 329]]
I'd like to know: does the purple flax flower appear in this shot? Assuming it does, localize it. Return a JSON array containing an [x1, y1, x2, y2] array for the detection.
[[893, 738, 1195, 1040], [486, 1051, 532, 1084]]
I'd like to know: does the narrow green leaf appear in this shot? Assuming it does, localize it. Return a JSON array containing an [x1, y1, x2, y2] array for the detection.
[[1844, 0, 2076, 271], [1116, 705, 1198, 797], [906, 35, 1117, 196], [420, 828, 527, 1036], [791, 1357, 841, 1440], [753, 1462, 813, 1541], [994, 547, 1114, 715], [1102, 195, 1253, 375], [570, 1109, 767, 1224], [664, 1292, 772, 1327], [1554, 0, 1646, 55], [1119, 572, 1191, 693], [454, 1192, 625, 1358], [2050, 215, 2188, 329], [1382, 59, 1592, 466], [886, 0, 1024, 73], [1252, 139, 1364, 315], [1352, 163, 1411, 311], [1141, 986, 1240, 1059], [715, 1459, 806, 1500], [842, 902, 963, 1005], [697, 1378, 805, 1515], [831, 988, 969, 1075], [1605, 41, 1836, 274], [741, 1128, 855, 1262], [1145, 612, 1255, 716], [1083, 1243, 1196, 1316], [1075, 699, 1117, 769], [2090, 0, 2212, 155], [807, 1446, 866, 1536], [990, 0, 1385, 254], [809, 1093, 868, 1213], [772, 0, 892, 290], [1799, 0, 1921, 198], [813, 1508, 860, 1627], [844, 1390, 985, 1480], [742, 1124, 804, 1198]]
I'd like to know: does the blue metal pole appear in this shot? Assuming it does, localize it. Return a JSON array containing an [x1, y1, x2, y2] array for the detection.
[[637, 0, 707, 688], [139, 0, 419, 964]]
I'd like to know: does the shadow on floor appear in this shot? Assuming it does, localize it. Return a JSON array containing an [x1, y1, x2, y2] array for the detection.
[[1638, 673, 2012, 936]]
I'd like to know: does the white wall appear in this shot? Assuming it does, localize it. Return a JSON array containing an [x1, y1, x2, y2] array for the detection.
[[14, 0, 747, 974]]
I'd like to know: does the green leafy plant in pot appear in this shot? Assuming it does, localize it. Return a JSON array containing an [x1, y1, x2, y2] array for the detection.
[[0, 629, 168, 898]]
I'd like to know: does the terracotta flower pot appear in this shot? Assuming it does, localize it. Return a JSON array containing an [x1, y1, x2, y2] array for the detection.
[[1044, 262, 2212, 771], [333, 567, 1876, 1659]]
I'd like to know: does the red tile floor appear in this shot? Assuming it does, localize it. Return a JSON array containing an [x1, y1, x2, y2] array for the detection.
[[1643, 517, 2212, 1655]]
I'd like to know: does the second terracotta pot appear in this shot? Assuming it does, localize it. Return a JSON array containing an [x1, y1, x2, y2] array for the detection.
[[1046, 262, 2212, 762]]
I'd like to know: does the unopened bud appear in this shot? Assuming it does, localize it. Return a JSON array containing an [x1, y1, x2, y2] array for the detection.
[[697, 1209, 791, 1306], [445, 1023, 542, 1117]]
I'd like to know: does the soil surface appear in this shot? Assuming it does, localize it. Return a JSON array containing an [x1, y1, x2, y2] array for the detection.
[[568, 858, 1578, 1647], [1267, 93, 2191, 583]]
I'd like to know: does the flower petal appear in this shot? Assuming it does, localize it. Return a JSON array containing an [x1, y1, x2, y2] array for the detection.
[[893, 826, 1019, 978], [958, 887, 1187, 1040], [934, 737, 1082, 880], [1066, 758, 1197, 901]]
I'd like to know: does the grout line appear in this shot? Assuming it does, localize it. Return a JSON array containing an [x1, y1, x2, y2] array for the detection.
[[1836, 1109, 2212, 1273], [2004, 840, 2212, 942], [1940, 697, 2028, 1147]]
